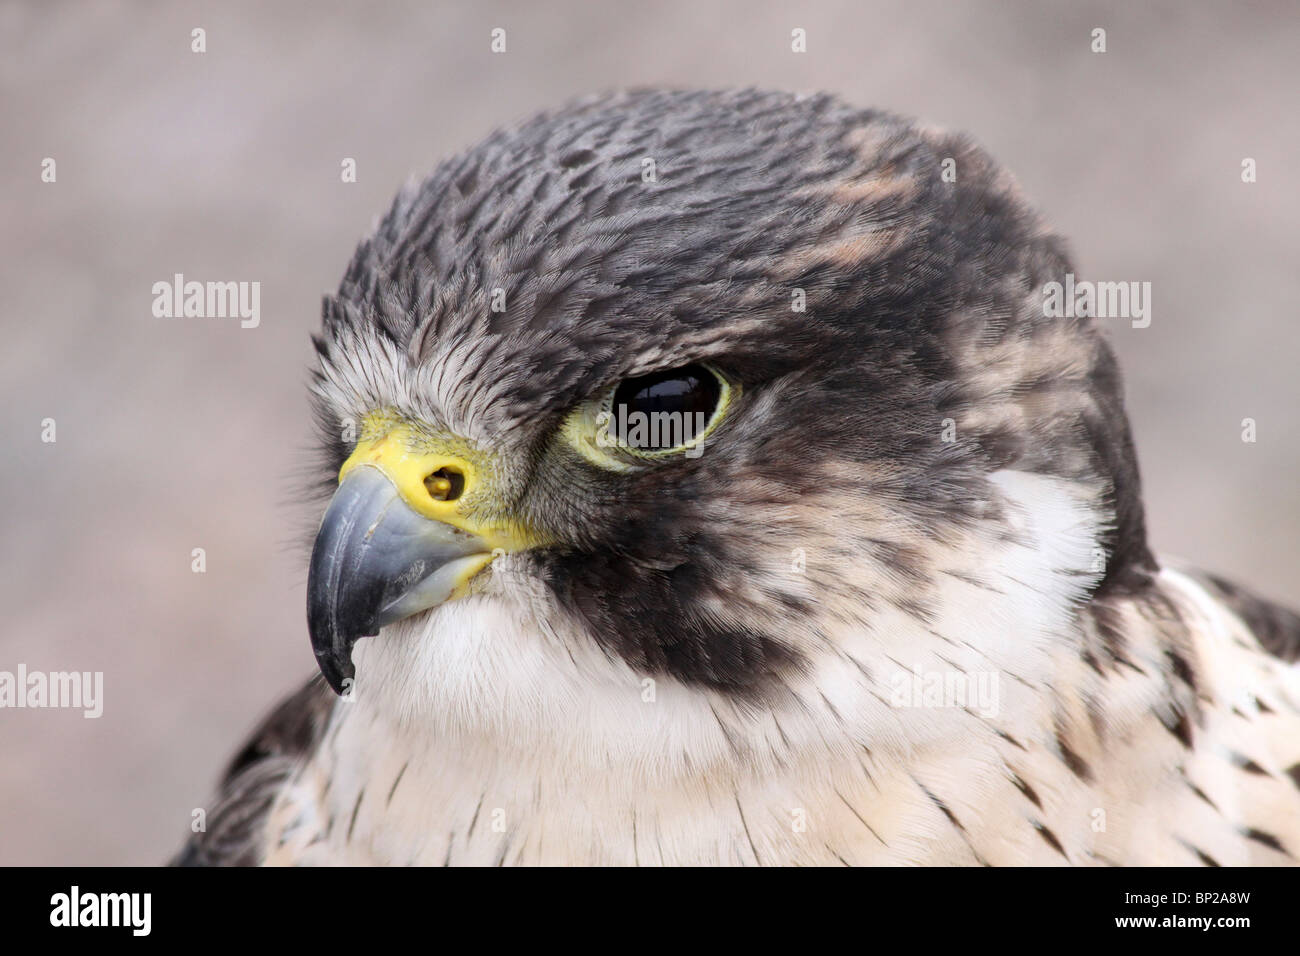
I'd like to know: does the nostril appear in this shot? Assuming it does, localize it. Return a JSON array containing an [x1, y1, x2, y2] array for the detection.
[[424, 466, 466, 502]]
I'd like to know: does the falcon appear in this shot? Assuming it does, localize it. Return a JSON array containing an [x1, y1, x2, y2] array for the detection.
[[175, 88, 1300, 866]]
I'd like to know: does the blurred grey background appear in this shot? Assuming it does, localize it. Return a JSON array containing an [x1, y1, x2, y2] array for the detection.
[[1, 1, 1296, 864]]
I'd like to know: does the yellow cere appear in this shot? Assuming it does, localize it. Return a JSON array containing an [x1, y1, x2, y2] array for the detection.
[[338, 414, 546, 552]]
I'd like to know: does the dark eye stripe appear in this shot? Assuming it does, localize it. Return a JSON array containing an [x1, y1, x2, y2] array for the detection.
[[611, 365, 722, 450]]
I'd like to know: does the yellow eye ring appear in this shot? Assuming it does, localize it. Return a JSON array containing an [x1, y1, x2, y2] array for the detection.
[[560, 363, 736, 471]]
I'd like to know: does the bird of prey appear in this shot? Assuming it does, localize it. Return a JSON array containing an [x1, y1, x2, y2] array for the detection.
[[175, 88, 1300, 866]]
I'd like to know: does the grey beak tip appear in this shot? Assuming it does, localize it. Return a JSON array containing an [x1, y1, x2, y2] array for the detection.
[[315, 649, 355, 697]]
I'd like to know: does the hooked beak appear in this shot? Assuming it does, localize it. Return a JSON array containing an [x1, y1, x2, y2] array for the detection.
[[307, 464, 494, 694], [306, 419, 549, 695]]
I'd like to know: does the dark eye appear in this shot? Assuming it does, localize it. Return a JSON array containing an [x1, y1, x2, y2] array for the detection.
[[610, 364, 723, 451]]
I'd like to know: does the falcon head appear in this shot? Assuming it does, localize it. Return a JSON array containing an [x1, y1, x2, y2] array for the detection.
[[306, 88, 1153, 766]]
